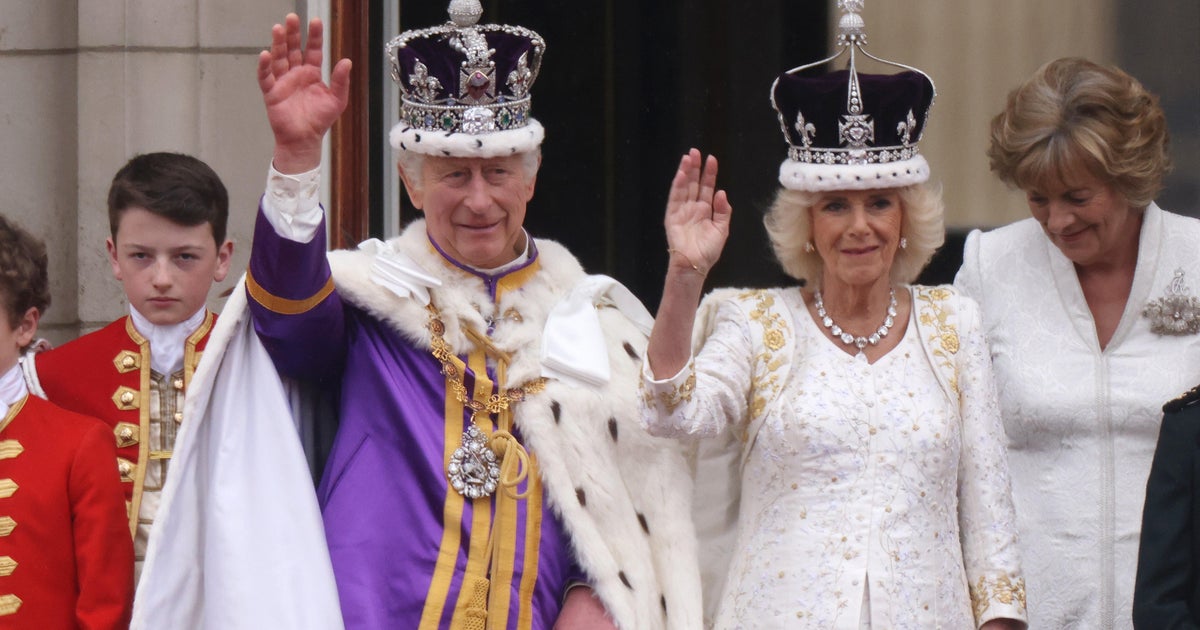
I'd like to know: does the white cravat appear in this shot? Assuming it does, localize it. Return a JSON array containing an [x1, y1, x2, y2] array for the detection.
[[130, 307, 207, 375], [541, 275, 654, 388], [364, 239, 443, 305], [0, 363, 28, 418]]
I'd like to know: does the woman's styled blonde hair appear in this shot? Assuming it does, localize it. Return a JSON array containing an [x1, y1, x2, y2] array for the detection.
[[988, 57, 1170, 209], [763, 182, 944, 286]]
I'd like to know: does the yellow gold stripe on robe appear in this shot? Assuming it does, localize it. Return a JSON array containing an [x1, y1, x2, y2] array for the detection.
[[418, 359, 470, 630], [515, 453, 543, 630], [494, 258, 540, 302], [486, 407, 522, 627], [479, 265, 545, 629], [245, 269, 335, 315], [451, 350, 497, 628]]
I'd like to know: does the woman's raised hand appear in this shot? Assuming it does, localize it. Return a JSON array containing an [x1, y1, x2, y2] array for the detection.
[[257, 13, 353, 173], [664, 148, 732, 276]]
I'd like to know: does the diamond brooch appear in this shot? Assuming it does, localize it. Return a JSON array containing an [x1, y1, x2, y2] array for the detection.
[[1143, 268, 1200, 336]]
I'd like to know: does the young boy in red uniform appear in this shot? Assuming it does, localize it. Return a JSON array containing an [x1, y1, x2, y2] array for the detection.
[[0, 214, 133, 627], [26, 153, 234, 578]]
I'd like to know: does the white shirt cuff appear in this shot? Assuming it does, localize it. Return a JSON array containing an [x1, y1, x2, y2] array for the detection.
[[262, 163, 323, 243], [641, 357, 694, 386]]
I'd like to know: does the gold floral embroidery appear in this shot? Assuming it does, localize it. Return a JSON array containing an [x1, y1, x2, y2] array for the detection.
[[970, 573, 1027, 619], [653, 369, 696, 415], [425, 305, 547, 421], [744, 291, 790, 423], [915, 287, 960, 397]]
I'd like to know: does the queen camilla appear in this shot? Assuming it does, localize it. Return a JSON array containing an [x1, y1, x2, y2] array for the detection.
[[639, 3, 1027, 628]]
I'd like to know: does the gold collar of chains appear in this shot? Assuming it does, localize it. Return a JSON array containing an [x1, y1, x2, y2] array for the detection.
[[425, 304, 548, 420], [426, 304, 547, 500]]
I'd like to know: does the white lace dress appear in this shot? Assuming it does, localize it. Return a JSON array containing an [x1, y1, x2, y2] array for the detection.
[[641, 287, 1025, 629], [955, 204, 1200, 630]]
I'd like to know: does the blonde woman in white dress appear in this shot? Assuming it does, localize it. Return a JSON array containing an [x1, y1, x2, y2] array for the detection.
[[638, 6, 1027, 628]]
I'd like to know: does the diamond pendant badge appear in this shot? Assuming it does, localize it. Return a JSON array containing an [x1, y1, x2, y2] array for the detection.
[[447, 426, 500, 499]]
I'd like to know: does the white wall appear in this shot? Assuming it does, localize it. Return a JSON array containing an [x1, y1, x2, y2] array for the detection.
[[849, 0, 1116, 229], [1, 0, 304, 344]]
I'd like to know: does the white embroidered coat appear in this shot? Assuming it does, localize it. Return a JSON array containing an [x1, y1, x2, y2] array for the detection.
[[955, 204, 1200, 630], [641, 286, 1025, 629]]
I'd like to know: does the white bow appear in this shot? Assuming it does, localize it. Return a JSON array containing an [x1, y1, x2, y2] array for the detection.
[[542, 275, 654, 388], [362, 238, 442, 305]]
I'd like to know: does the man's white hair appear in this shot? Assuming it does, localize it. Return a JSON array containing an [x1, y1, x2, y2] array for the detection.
[[397, 150, 541, 193]]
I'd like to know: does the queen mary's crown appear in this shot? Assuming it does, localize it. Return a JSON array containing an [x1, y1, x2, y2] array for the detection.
[[770, 0, 936, 192], [387, 0, 546, 158]]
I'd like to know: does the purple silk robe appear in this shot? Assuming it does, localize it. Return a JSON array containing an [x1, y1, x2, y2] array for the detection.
[[247, 209, 578, 629]]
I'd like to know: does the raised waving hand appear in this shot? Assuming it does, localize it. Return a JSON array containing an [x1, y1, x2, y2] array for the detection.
[[257, 13, 353, 173], [664, 148, 733, 276], [647, 149, 732, 379]]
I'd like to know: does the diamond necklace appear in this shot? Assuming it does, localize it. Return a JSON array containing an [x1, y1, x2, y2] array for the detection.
[[814, 288, 898, 351]]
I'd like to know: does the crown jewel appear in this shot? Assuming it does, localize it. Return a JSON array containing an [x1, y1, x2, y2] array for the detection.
[[387, 0, 545, 156], [770, 0, 936, 191]]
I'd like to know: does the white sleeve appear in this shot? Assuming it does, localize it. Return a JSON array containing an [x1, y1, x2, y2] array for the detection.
[[261, 163, 324, 243], [638, 299, 755, 439], [953, 296, 1028, 627], [953, 228, 985, 302]]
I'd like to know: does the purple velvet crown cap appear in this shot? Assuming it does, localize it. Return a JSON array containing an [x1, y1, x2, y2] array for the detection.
[[772, 67, 936, 192], [387, 1, 546, 159], [394, 32, 541, 105], [773, 69, 934, 153]]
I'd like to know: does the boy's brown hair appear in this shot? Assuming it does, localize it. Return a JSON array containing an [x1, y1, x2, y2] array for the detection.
[[108, 152, 230, 245], [0, 213, 51, 330]]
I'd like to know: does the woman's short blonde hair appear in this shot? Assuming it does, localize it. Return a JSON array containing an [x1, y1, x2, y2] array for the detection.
[[763, 182, 945, 286], [988, 57, 1170, 209]]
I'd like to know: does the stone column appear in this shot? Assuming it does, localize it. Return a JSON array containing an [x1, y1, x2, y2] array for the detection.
[[0, 0, 81, 345]]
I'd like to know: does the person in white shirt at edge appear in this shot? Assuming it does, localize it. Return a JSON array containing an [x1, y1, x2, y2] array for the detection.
[[954, 57, 1200, 630], [637, 3, 1027, 628]]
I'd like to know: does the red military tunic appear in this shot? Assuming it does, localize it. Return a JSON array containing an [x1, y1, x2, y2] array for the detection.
[[0, 394, 134, 628], [32, 313, 215, 538]]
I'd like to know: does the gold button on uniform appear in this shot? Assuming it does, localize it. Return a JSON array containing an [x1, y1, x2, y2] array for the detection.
[[173, 378, 184, 391], [173, 412, 184, 423], [113, 350, 141, 373], [112, 386, 140, 410], [114, 422, 139, 448], [117, 458, 135, 482]]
